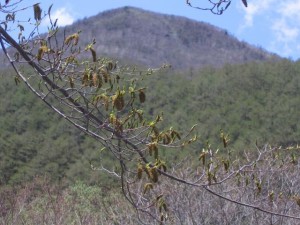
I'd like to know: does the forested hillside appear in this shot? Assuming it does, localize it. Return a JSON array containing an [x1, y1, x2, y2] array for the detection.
[[0, 69, 117, 186], [1, 58, 300, 185], [142, 60, 300, 150]]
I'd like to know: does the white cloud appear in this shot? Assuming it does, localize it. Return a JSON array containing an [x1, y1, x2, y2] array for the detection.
[[277, 0, 300, 21], [239, 0, 300, 59], [270, 19, 299, 57], [42, 7, 74, 28], [270, 1, 300, 58], [51, 8, 74, 26], [271, 19, 299, 42], [241, 0, 276, 27]]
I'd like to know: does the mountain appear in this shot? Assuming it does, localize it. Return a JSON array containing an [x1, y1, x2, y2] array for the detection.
[[60, 6, 279, 70]]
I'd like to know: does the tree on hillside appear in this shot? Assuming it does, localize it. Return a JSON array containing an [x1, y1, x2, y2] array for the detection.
[[1, 1, 300, 224]]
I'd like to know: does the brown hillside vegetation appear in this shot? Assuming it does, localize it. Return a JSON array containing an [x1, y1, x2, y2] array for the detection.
[[61, 6, 279, 69]]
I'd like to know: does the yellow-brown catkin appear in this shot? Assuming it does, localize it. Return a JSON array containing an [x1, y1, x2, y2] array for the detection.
[[139, 90, 146, 103]]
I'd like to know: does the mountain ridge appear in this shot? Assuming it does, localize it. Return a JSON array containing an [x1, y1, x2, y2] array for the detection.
[[61, 6, 279, 70]]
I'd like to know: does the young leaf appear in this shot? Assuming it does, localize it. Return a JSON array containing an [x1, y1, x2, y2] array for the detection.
[[92, 72, 102, 88], [143, 183, 154, 194], [17, 24, 24, 32], [65, 33, 80, 45], [112, 93, 125, 111], [225, 1, 231, 10], [149, 167, 159, 183], [139, 90, 146, 103], [137, 164, 143, 180], [68, 77, 74, 88], [37, 45, 48, 61], [295, 196, 300, 207], [14, 76, 20, 85], [147, 142, 158, 158], [34, 4, 42, 21], [90, 47, 97, 62], [48, 4, 53, 16]]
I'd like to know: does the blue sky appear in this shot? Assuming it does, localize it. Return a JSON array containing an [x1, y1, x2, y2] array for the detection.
[[5, 0, 300, 60]]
